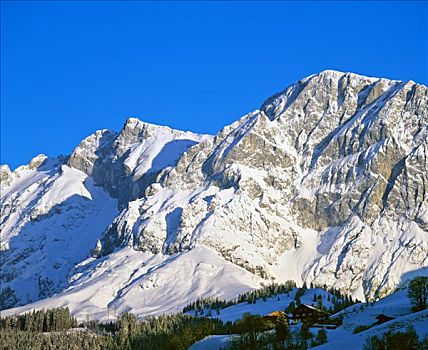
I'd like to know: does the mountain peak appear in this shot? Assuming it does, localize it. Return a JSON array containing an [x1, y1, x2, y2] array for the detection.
[[307, 69, 412, 85], [123, 117, 160, 130], [260, 69, 416, 122], [122, 117, 209, 139]]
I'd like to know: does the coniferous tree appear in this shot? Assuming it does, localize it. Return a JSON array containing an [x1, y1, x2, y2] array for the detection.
[[275, 313, 291, 348], [408, 276, 428, 312]]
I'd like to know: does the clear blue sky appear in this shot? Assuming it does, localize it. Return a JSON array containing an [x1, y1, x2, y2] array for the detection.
[[1, 1, 427, 169]]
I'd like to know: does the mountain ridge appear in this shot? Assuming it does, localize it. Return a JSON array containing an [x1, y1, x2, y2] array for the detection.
[[1, 70, 427, 319]]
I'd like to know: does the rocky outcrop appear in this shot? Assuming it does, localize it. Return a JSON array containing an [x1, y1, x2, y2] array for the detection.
[[0, 165, 13, 188], [68, 118, 209, 206]]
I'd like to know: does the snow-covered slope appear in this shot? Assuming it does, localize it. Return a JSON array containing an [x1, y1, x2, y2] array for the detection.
[[314, 289, 428, 349], [0, 120, 209, 311], [317, 310, 428, 349], [0, 156, 118, 309], [0, 246, 263, 321], [1, 70, 427, 319], [186, 287, 338, 323], [189, 288, 428, 350]]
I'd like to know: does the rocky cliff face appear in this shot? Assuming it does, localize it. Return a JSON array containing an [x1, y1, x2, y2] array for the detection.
[[1, 70, 427, 316], [96, 71, 427, 300], [67, 118, 209, 206]]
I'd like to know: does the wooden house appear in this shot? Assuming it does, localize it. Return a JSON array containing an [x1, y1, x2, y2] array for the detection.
[[291, 304, 330, 323], [375, 314, 395, 325], [264, 310, 292, 324]]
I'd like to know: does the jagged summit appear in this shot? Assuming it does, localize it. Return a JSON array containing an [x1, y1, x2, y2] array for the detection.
[[304, 69, 379, 82], [301, 69, 410, 85], [123, 117, 211, 137], [260, 69, 417, 122], [1, 71, 427, 320], [66, 116, 210, 205]]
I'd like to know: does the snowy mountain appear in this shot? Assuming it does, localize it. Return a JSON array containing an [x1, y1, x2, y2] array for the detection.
[[1, 70, 427, 320]]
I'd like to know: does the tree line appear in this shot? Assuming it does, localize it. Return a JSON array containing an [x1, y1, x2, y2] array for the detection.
[[0, 308, 234, 350], [0, 307, 77, 333], [183, 280, 297, 315], [183, 279, 358, 317], [183, 280, 358, 316], [0, 307, 327, 350]]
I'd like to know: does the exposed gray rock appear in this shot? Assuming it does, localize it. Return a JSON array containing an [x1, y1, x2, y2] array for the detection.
[[1, 70, 427, 311], [68, 119, 208, 206], [104, 70, 427, 300]]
